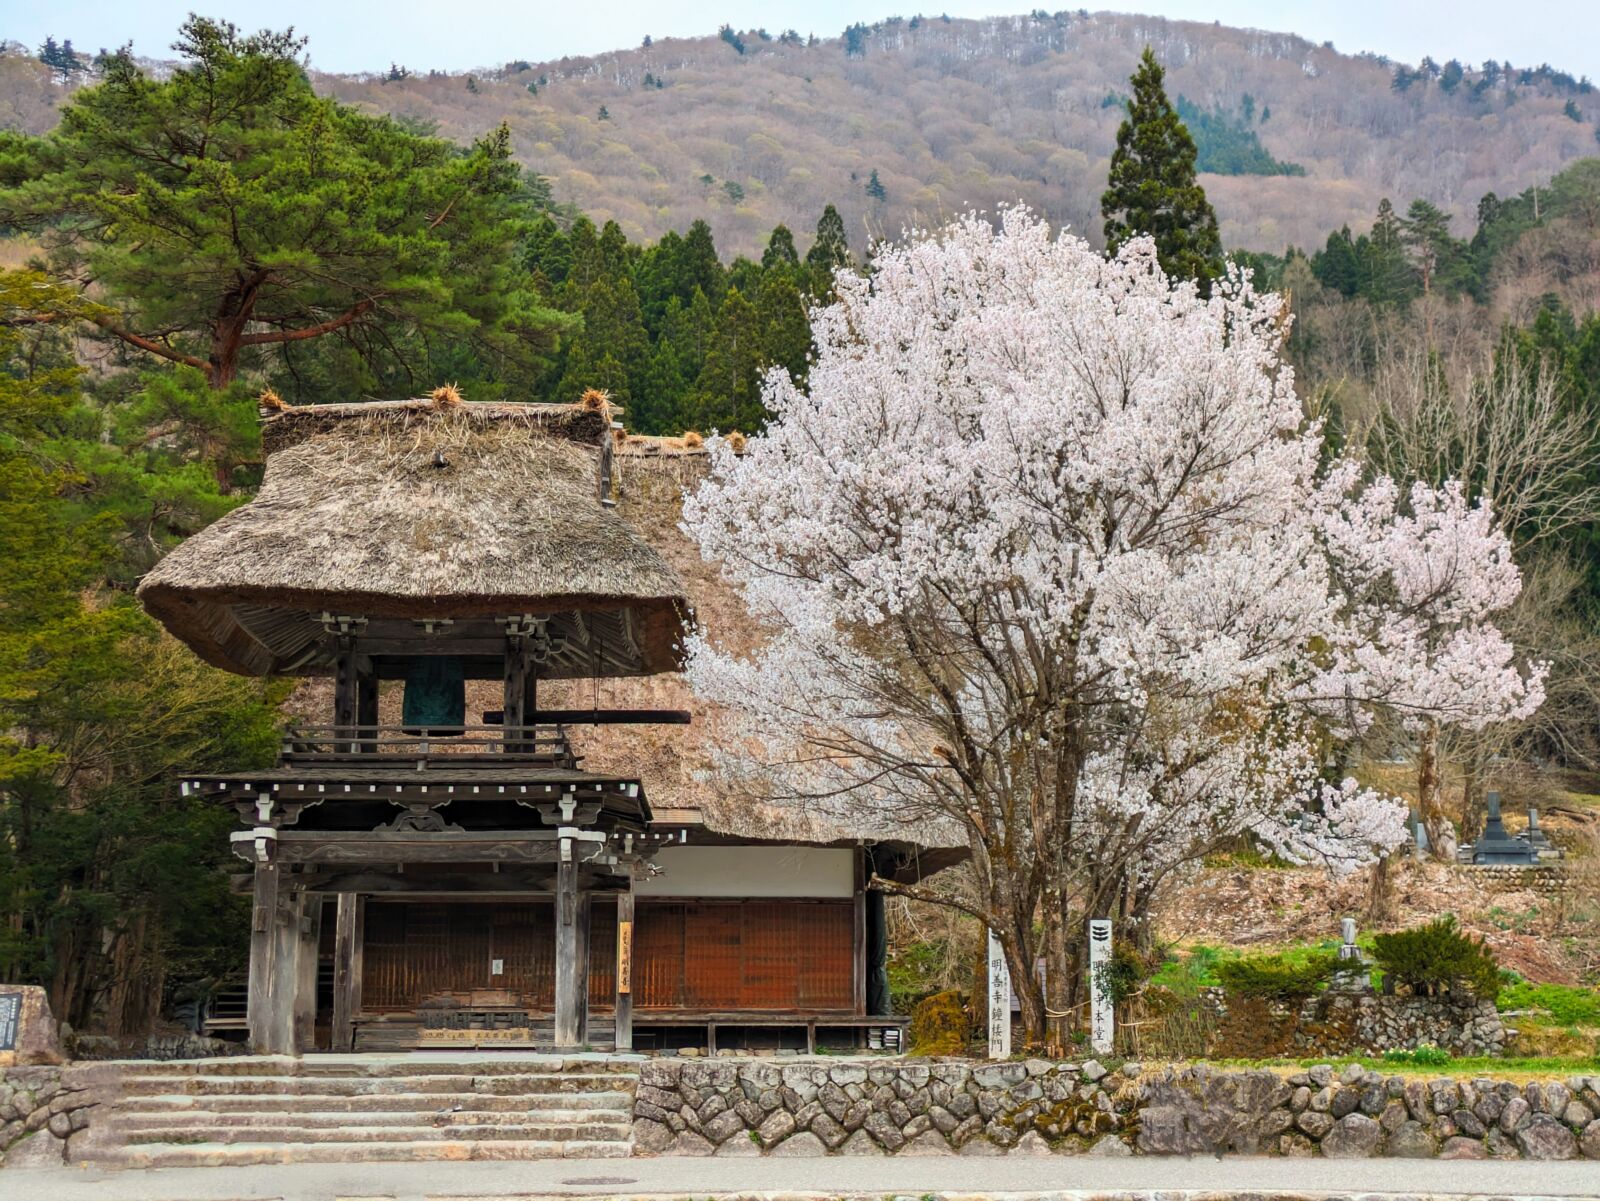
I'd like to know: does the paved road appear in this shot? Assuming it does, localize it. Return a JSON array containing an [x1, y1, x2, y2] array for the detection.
[[12, 1155, 1600, 1201]]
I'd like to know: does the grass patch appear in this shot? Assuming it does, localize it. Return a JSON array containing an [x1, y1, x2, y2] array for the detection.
[[1497, 981, 1600, 1026], [1186, 1053, 1599, 1079]]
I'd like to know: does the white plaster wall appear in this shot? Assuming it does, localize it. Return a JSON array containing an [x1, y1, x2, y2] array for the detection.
[[633, 846, 855, 898]]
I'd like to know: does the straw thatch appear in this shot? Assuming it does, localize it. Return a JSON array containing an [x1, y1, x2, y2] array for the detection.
[[139, 400, 688, 677]]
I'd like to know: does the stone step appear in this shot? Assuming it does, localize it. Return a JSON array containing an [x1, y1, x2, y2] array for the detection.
[[115, 1109, 634, 1133], [92, 1138, 632, 1168], [114, 1056, 640, 1079], [112, 1090, 634, 1115], [122, 1120, 631, 1145], [116, 1072, 632, 1097]]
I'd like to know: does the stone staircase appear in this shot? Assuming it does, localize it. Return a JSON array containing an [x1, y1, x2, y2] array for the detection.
[[77, 1055, 639, 1168]]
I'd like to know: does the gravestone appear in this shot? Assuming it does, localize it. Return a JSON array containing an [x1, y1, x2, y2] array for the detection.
[[1330, 917, 1369, 991], [1469, 792, 1537, 865], [0, 984, 65, 1067]]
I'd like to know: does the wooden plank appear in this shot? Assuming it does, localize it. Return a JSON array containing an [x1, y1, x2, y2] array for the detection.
[[246, 860, 281, 1054], [614, 890, 634, 1051], [293, 894, 323, 1052], [331, 893, 360, 1052]]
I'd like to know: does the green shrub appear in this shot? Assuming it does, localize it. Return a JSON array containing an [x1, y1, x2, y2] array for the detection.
[[1371, 916, 1500, 1002], [908, 989, 973, 1056], [1094, 944, 1149, 1006], [1497, 981, 1600, 1025], [1215, 950, 1338, 998], [1382, 1044, 1453, 1066]]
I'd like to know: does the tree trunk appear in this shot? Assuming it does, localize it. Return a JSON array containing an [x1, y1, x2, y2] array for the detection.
[[1460, 743, 1487, 843], [1417, 719, 1454, 861], [1365, 853, 1396, 923]]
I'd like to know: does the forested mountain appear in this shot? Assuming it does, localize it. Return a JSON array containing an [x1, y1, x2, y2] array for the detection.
[[6, 13, 1600, 256]]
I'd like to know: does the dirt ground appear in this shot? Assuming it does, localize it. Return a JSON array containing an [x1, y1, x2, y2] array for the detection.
[[1152, 855, 1597, 984]]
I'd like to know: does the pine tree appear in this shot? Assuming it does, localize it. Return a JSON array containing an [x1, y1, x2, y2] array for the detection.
[[805, 204, 852, 295], [756, 272, 812, 383], [678, 221, 726, 304], [690, 287, 763, 431], [761, 224, 800, 270], [1101, 47, 1223, 289], [865, 169, 887, 201], [0, 18, 564, 392]]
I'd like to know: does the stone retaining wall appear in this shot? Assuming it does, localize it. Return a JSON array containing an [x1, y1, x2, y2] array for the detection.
[[0, 1066, 98, 1167], [1197, 991, 1505, 1058], [633, 1058, 1600, 1160]]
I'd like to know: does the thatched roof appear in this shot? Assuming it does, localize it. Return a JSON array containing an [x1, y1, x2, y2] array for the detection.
[[138, 400, 689, 678]]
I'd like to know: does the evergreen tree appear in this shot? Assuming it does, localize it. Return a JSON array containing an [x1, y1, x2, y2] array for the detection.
[[0, 17, 565, 394], [761, 224, 800, 270], [756, 272, 813, 383], [1362, 199, 1418, 305], [865, 169, 887, 201], [677, 220, 726, 304], [691, 287, 764, 432], [805, 204, 852, 291], [1101, 47, 1223, 289], [1311, 226, 1361, 297]]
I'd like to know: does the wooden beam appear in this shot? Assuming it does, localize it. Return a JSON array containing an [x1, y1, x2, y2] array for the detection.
[[333, 638, 359, 750], [293, 894, 323, 1053], [331, 892, 360, 1053], [553, 851, 589, 1050], [266, 883, 301, 1055], [484, 708, 692, 726], [853, 850, 868, 1018], [614, 885, 634, 1052], [246, 859, 282, 1054]]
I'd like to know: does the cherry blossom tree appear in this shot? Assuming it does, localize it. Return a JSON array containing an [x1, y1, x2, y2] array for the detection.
[[681, 210, 1543, 1046]]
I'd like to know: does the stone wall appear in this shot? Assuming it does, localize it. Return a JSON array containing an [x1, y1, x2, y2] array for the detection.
[[1198, 990, 1505, 1058], [0, 1066, 97, 1168], [633, 1057, 1600, 1160]]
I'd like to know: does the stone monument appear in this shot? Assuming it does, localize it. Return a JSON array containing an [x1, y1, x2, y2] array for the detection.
[[0, 984, 65, 1068]]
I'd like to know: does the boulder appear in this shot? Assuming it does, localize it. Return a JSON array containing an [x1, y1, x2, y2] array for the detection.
[[1386, 1120, 1436, 1158], [2, 1130, 65, 1168], [900, 1130, 955, 1155], [632, 1118, 674, 1154], [838, 1129, 884, 1155], [1439, 1136, 1488, 1160], [670, 1131, 715, 1156], [0, 987, 64, 1068], [1321, 1114, 1382, 1158], [768, 1132, 827, 1157], [1088, 1134, 1132, 1156], [1516, 1114, 1578, 1160], [1579, 1119, 1600, 1160]]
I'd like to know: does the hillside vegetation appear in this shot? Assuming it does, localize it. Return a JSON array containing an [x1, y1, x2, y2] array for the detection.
[[7, 13, 1600, 257]]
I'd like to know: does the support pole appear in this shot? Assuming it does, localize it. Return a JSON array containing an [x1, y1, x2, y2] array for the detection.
[[334, 637, 359, 752], [266, 886, 302, 1055], [553, 850, 590, 1049], [293, 894, 323, 1053], [331, 893, 362, 1053], [357, 675, 378, 754], [614, 885, 634, 1052], [247, 858, 283, 1055]]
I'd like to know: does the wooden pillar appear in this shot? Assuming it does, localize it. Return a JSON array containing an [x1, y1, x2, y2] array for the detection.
[[503, 639, 528, 752], [331, 893, 363, 1053], [853, 850, 868, 1017], [356, 675, 378, 754], [614, 885, 634, 1052], [553, 852, 590, 1049], [247, 858, 284, 1055], [334, 638, 359, 752], [293, 894, 323, 1053]]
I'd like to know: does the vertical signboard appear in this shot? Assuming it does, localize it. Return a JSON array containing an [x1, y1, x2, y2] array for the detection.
[[616, 919, 633, 994], [0, 992, 19, 1052], [1088, 918, 1113, 1055], [986, 928, 1011, 1060]]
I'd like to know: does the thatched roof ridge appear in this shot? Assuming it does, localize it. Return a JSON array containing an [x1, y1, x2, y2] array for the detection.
[[138, 399, 688, 677]]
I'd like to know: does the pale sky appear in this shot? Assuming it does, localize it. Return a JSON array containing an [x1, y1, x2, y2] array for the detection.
[[9, 1, 1599, 82]]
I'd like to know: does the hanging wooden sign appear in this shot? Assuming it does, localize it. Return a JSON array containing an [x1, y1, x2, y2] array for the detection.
[[617, 920, 633, 994]]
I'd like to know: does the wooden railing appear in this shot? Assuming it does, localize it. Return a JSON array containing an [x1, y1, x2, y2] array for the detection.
[[280, 724, 576, 767]]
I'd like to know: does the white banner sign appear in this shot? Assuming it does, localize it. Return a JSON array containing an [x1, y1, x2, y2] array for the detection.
[[1088, 918, 1113, 1055], [986, 928, 1011, 1060]]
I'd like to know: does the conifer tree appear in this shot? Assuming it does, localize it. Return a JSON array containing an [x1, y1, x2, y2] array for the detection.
[[691, 287, 764, 432], [1101, 47, 1223, 289], [865, 169, 887, 201], [761, 224, 800, 270], [805, 204, 852, 292], [756, 272, 812, 383]]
